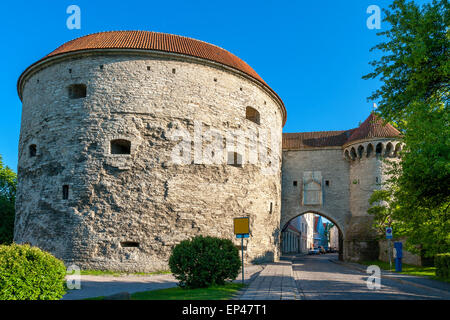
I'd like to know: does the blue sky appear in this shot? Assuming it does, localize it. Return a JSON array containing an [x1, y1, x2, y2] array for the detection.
[[0, 0, 430, 170]]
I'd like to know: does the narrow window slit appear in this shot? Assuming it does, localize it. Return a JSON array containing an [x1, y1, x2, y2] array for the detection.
[[121, 242, 139, 248], [62, 185, 69, 200], [29, 145, 36, 157]]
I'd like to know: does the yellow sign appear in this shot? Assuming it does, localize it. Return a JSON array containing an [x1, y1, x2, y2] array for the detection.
[[234, 217, 249, 235]]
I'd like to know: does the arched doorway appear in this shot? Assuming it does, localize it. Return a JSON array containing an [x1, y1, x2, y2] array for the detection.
[[281, 212, 344, 261]]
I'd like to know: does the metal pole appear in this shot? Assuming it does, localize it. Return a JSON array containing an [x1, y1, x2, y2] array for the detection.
[[241, 237, 244, 285], [389, 239, 392, 271]]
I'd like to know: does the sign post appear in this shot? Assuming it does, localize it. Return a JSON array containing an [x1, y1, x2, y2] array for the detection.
[[234, 217, 250, 285], [394, 241, 403, 272], [386, 227, 393, 271]]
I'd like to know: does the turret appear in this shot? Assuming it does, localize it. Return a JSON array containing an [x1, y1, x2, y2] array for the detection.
[[342, 113, 402, 261]]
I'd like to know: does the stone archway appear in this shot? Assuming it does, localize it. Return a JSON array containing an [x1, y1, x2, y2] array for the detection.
[[280, 211, 345, 260]]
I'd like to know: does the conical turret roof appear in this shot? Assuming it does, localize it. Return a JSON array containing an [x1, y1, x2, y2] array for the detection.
[[346, 113, 401, 143]]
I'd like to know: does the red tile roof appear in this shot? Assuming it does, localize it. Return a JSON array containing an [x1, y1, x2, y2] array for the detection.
[[283, 113, 401, 150], [46, 31, 266, 84], [346, 112, 401, 143], [282, 129, 355, 150], [18, 31, 286, 125]]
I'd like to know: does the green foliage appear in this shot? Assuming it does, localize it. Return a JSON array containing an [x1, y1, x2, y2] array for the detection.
[[86, 282, 245, 300], [368, 189, 395, 236], [0, 244, 66, 300], [435, 253, 450, 279], [365, 0, 450, 258], [0, 155, 17, 244], [129, 282, 244, 300], [363, 0, 449, 124], [397, 101, 450, 209], [368, 156, 450, 256], [168, 236, 241, 289]]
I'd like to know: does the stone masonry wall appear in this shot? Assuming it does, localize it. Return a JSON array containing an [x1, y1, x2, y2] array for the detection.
[[344, 139, 401, 261], [281, 148, 351, 232], [15, 53, 284, 271]]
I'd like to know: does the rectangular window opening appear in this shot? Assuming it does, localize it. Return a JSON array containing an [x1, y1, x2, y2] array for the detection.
[[227, 151, 242, 167], [121, 241, 140, 248], [68, 84, 87, 99]]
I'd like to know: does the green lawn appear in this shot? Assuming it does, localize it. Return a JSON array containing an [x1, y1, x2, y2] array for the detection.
[[86, 282, 245, 300], [359, 260, 449, 283], [80, 269, 171, 277]]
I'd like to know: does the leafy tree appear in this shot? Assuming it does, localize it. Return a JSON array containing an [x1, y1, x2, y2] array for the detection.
[[363, 0, 449, 125], [364, 0, 450, 257], [0, 155, 16, 244], [368, 189, 396, 235]]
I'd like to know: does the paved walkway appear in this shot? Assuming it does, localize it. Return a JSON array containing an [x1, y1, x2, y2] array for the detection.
[[63, 255, 449, 300], [62, 265, 263, 300], [238, 261, 299, 300]]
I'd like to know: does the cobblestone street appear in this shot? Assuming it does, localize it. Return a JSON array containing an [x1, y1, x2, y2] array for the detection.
[[293, 254, 449, 299], [238, 254, 450, 300]]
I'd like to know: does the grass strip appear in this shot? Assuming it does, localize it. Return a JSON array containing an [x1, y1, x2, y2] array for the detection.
[[85, 282, 245, 300], [360, 260, 449, 283]]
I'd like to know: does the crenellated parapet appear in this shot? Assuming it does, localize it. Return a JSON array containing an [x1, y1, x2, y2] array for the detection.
[[343, 139, 403, 161]]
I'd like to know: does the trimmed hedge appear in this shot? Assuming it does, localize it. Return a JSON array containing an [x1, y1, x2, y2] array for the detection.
[[169, 236, 241, 288], [0, 244, 66, 300], [435, 253, 450, 279]]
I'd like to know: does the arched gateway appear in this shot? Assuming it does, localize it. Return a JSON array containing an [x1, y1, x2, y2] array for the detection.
[[281, 211, 345, 260], [281, 113, 401, 261]]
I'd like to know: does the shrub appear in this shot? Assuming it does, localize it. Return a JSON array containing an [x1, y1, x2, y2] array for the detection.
[[0, 244, 66, 300], [169, 236, 241, 288], [0, 155, 16, 245], [435, 253, 450, 279]]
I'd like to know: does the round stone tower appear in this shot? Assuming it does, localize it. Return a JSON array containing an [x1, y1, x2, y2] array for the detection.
[[342, 113, 402, 261], [15, 31, 286, 271]]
